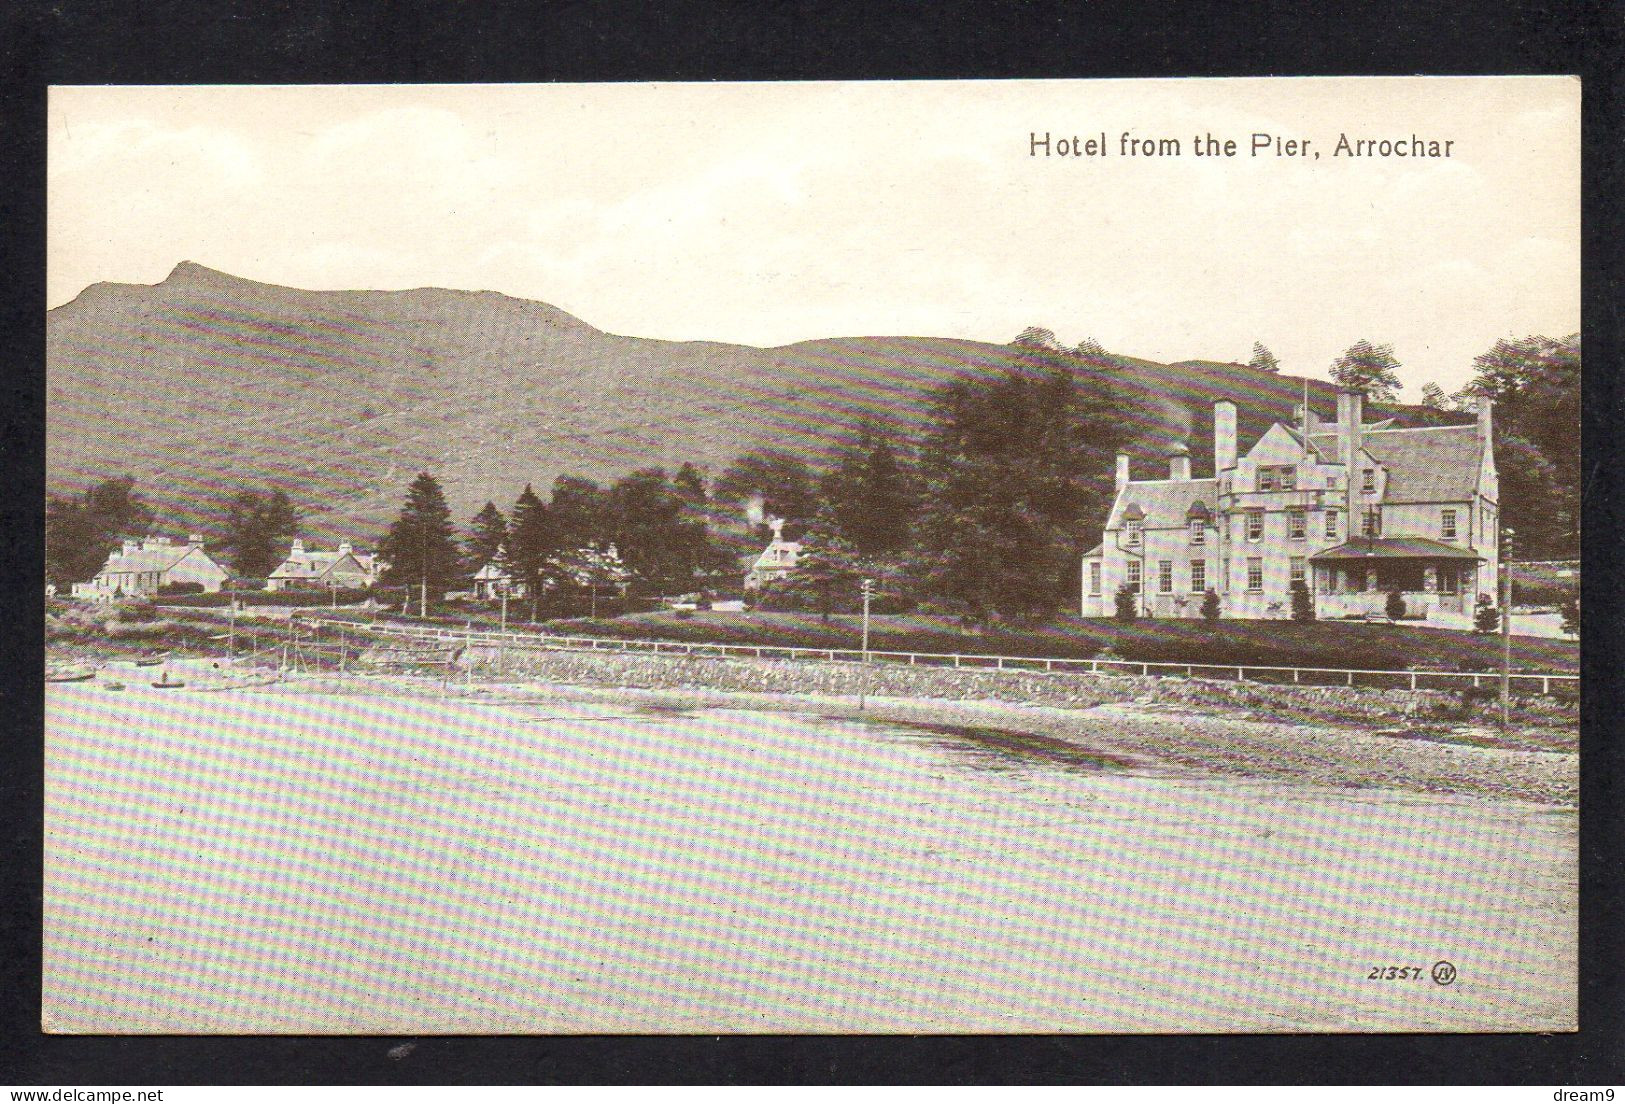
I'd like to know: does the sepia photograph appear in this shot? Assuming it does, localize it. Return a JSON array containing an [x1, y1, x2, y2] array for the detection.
[[42, 78, 1580, 1034]]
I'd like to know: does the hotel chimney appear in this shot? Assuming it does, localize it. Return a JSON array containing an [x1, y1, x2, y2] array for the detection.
[[1476, 393, 1494, 447], [1167, 444, 1191, 481], [1115, 453, 1131, 493], [1213, 401, 1238, 474], [1336, 389, 1365, 527]]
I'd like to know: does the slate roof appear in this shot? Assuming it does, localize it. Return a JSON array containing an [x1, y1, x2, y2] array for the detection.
[[1106, 478, 1218, 530], [271, 548, 379, 579], [98, 542, 203, 576], [1312, 536, 1482, 561], [1307, 424, 1483, 503]]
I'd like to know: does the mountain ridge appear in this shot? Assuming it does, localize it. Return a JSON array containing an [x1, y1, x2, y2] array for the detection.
[[47, 263, 1459, 545]]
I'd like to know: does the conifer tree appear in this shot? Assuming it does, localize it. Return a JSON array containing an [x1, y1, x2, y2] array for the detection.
[[506, 484, 552, 596], [821, 420, 919, 559], [547, 476, 607, 554], [1248, 342, 1281, 373], [378, 472, 462, 602], [781, 503, 865, 622], [465, 501, 508, 574]]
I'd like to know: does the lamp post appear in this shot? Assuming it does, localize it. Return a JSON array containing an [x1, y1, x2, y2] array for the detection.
[[1500, 527, 1515, 729], [859, 577, 875, 712]]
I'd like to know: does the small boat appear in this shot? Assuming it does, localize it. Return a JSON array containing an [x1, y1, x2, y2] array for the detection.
[[151, 677, 187, 689], [133, 652, 170, 668], [46, 668, 96, 683], [104, 680, 126, 691]]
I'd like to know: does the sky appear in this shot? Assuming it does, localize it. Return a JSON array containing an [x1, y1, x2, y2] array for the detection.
[[48, 78, 1579, 397]]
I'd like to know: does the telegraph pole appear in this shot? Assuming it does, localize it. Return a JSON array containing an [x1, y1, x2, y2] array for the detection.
[[859, 577, 875, 712], [1500, 527, 1515, 729]]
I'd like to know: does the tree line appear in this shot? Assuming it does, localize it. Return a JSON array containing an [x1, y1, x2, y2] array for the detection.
[[47, 327, 1580, 615]]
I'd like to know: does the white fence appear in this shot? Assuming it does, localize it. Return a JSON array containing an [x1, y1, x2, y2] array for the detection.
[[305, 617, 1579, 698]]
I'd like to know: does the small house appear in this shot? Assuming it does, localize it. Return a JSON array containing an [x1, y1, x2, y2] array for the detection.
[[72, 535, 229, 600], [744, 520, 801, 591], [267, 539, 383, 591]]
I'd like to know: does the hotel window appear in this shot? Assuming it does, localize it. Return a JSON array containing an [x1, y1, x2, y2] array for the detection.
[[1189, 518, 1205, 544], [1158, 560, 1173, 594], [1190, 559, 1207, 593], [1278, 467, 1296, 490], [1258, 467, 1278, 492], [1361, 510, 1382, 538], [1288, 508, 1307, 540], [1088, 561, 1101, 595], [1246, 557, 1264, 592], [1362, 468, 1377, 492], [1125, 518, 1141, 546], [1325, 509, 1339, 540], [1245, 510, 1264, 542], [1439, 567, 1459, 595], [1441, 508, 1458, 541], [1289, 557, 1307, 586], [1126, 560, 1142, 593]]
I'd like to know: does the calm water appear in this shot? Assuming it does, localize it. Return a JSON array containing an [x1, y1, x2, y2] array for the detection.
[[44, 678, 1575, 1032]]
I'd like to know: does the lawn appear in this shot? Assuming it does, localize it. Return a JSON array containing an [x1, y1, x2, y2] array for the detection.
[[545, 609, 1579, 673]]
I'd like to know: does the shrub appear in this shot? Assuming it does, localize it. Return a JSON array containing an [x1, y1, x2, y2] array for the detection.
[[1200, 589, 1221, 621], [1113, 583, 1139, 622], [1290, 580, 1315, 622], [113, 599, 160, 623], [1559, 595, 1579, 638], [1385, 589, 1407, 621], [157, 581, 206, 596], [1473, 593, 1501, 634]]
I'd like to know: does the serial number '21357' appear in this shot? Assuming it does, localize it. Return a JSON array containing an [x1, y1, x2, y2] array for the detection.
[[1368, 966, 1425, 980]]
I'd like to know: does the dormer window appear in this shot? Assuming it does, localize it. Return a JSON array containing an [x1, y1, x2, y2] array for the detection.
[[1362, 468, 1377, 493], [1125, 518, 1142, 546], [1189, 518, 1205, 545]]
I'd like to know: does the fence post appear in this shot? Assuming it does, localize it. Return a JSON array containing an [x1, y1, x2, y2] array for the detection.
[[1543, 677, 1550, 695], [1409, 671, 1417, 691], [1347, 671, 1354, 687]]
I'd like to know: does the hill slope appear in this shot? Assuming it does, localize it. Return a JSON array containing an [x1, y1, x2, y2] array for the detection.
[[47, 263, 1458, 543]]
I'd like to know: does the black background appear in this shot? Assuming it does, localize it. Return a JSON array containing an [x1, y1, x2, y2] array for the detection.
[[3, 0, 1621, 1086]]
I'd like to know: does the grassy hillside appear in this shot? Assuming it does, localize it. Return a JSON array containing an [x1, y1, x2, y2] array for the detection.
[[48, 263, 1460, 543]]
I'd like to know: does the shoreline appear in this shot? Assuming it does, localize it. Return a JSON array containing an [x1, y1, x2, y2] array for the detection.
[[259, 658, 1575, 809], [49, 641, 1578, 808]]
